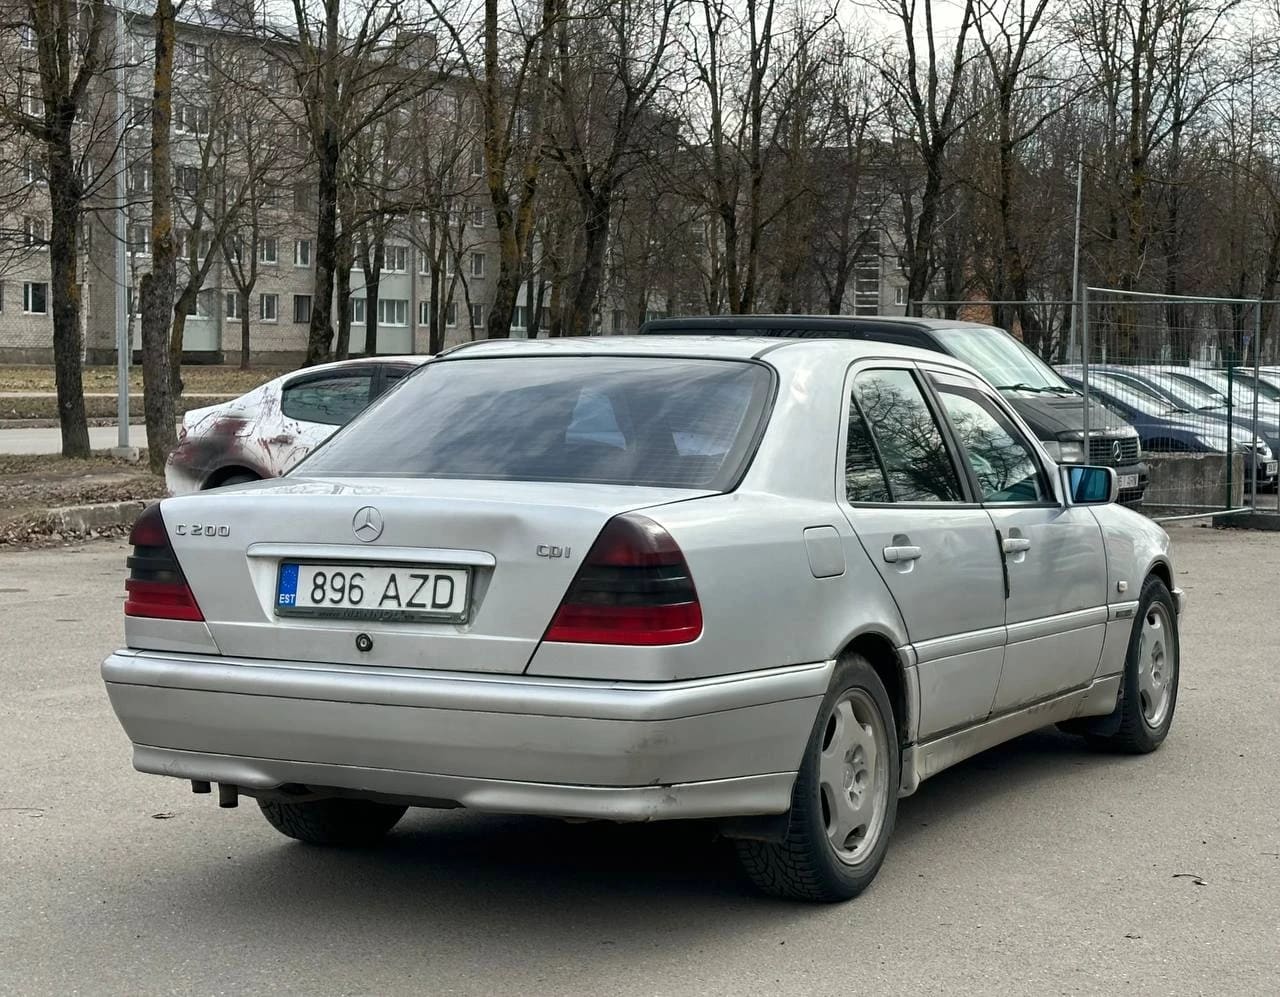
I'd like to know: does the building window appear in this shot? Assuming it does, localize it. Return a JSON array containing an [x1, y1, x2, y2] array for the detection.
[[174, 165, 200, 196], [20, 24, 35, 49], [131, 223, 152, 255], [418, 300, 430, 325], [470, 147, 484, 176], [24, 156, 46, 185], [377, 298, 408, 326], [418, 253, 429, 276], [23, 282, 48, 315], [175, 104, 209, 135], [893, 286, 905, 306], [258, 237, 278, 264], [260, 293, 278, 322], [446, 301, 457, 326], [0, 279, 4, 312], [470, 303, 484, 328], [350, 298, 365, 324], [23, 87, 44, 118], [294, 239, 311, 267], [513, 305, 527, 329], [292, 182, 313, 214], [126, 160, 150, 192], [176, 42, 209, 73], [471, 205, 486, 228], [23, 216, 46, 248], [384, 244, 408, 273], [226, 292, 240, 319], [293, 294, 312, 324], [470, 252, 485, 278], [129, 96, 148, 127]]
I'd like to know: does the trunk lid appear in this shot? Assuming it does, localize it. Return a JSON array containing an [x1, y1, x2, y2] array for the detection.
[[162, 476, 709, 673]]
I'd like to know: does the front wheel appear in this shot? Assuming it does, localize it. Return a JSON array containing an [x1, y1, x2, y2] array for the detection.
[[736, 655, 899, 902], [258, 797, 407, 846], [1088, 576, 1180, 754]]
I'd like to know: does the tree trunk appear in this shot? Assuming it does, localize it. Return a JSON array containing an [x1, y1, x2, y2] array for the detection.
[[45, 124, 91, 457], [239, 295, 251, 369], [334, 227, 353, 360], [140, 0, 179, 474], [562, 191, 611, 337], [362, 241, 384, 356], [304, 0, 342, 365]]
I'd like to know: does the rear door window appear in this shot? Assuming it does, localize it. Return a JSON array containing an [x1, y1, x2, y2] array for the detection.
[[280, 372, 375, 426], [298, 356, 774, 490], [851, 369, 964, 503]]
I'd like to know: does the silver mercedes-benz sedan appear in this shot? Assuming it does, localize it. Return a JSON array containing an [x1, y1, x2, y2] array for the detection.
[[102, 336, 1183, 902]]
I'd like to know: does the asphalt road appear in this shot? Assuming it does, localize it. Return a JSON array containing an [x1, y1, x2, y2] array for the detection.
[[0, 424, 148, 454], [2, 529, 1278, 996]]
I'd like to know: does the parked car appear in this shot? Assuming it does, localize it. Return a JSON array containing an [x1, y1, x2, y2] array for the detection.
[[165, 356, 429, 494], [103, 336, 1182, 902], [637, 315, 1149, 504], [1142, 364, 1280, 413], [1074, 365, 1280, 469], [1056, 368, 1278, 488]]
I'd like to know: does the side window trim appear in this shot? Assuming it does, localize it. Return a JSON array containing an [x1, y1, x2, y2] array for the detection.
[[837, 361, 980, 508], [922, 365, 1059, 507]]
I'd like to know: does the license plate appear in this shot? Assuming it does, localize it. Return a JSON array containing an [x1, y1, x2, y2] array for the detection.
[[276, 562, 470, 623], [1268, 462, 1278, 477], [1117, 473, 1139, 490]]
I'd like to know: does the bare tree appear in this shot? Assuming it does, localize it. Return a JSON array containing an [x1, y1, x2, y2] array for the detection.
[[0, 0, 111, 456], [876, 0, 976, 313], [137, 0, 180, 472]]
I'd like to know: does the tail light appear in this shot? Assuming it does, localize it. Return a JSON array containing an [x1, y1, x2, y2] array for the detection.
[[545, 514, 702, 646], [124, 504, 204, 621]]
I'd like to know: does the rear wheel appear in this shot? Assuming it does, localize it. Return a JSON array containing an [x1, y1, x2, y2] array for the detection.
[[258, 797, 407, 846], [736, 655, 899, 902]]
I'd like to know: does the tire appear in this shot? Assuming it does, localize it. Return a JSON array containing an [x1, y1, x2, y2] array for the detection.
[[1087, 576, 1179, 754], [736, 655, 899, 902], [258, 797, 407, 846]]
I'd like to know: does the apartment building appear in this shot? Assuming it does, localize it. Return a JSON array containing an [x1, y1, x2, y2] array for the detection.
[[0, 2, 516, 365]]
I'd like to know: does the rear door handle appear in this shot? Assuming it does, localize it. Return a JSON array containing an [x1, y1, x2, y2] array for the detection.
[[883, 545, 922, 563], [1002, 537, 1032, 554]]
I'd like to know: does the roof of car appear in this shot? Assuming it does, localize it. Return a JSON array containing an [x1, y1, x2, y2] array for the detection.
[[437, 334, 960, 365], [637, 314, 996, 334]]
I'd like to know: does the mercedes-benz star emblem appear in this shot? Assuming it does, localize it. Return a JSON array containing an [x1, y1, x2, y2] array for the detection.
[[1111, 440, 1123, 462], [352, 506, 384, 543]]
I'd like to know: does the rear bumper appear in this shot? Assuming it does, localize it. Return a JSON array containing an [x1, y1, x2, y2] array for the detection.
[[101, 650, 830, 821]]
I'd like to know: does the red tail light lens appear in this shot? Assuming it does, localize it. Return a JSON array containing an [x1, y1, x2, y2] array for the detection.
[[545, 514, 702, 646], [124, 504, 204, 621]]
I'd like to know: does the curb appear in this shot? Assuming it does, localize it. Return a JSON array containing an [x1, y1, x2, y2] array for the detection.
[[45, 499, 156, 534], [1212, 511, 1280, 531]]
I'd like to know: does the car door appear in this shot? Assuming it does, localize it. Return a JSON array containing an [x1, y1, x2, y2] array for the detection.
[[838, 363, 1008, 740], [926, 367, 1107, 711]]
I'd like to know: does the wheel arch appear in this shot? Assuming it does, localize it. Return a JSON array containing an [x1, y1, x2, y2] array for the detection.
[[202, 464, 263, 489], [836, 629, 915, 752]]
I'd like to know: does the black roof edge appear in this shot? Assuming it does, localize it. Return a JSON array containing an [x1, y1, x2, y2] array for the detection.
[[638, 314, 986, 334]]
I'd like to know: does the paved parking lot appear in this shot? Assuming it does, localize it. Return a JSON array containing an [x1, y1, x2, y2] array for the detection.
[[2, 528, 1278, 996]]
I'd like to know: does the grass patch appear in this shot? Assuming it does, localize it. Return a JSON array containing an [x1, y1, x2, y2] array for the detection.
[[0, 364, 286, 395], [0, 395, 235, 421], [0, 450, 165, 544]]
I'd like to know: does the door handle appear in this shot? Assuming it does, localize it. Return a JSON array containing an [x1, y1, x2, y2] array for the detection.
[[1002, 536, 1032, 554], [883, 545, 922, 563]]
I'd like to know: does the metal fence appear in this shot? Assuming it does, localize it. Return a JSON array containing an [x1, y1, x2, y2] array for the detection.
[[919, 289, 1280, 522]]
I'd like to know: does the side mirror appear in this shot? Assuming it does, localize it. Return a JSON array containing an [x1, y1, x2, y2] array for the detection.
[[1061, 464, 1117, 505]]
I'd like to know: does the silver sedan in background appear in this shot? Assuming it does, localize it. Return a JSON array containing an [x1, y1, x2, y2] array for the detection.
[[103, 337, 1182, 902]]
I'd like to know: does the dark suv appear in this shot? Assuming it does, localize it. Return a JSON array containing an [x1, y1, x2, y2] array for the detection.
[[638, 314, 1148, 505]]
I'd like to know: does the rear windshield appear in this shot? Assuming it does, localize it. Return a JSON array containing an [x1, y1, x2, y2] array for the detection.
[[297, 356, 774, 490]]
